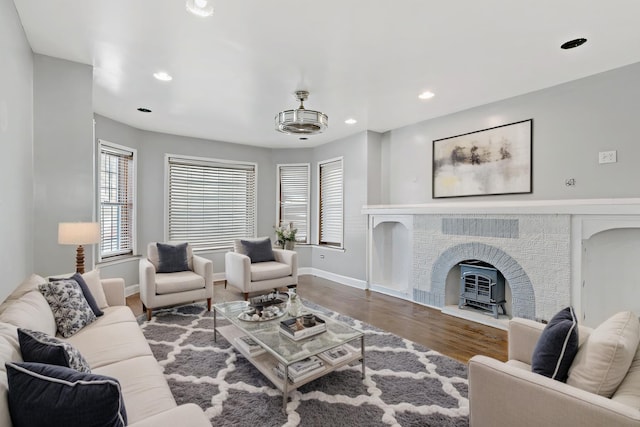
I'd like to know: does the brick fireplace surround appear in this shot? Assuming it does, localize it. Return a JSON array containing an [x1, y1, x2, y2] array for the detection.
[[363, 199, 640, 328]]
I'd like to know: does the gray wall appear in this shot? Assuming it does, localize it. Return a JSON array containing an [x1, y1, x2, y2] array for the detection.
[[33, 55, 95, 276], [0, 0, 34, 300], [382, 61, 640, 203]]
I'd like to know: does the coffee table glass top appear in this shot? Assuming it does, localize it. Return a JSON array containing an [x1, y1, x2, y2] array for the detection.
[[214, 301, 363, 365]]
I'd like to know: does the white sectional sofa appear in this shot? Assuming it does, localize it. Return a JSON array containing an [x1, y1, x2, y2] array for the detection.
[[0, 273, 212, 427]]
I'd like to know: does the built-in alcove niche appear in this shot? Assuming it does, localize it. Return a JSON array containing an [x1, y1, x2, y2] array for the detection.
[[368, 215, 412, 298]]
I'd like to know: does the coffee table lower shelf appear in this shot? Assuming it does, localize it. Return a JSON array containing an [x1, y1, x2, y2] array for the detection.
[[216, 324, 364, 411]]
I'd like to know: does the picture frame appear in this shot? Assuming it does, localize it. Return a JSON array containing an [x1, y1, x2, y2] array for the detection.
[[432, 119, 532, 198]]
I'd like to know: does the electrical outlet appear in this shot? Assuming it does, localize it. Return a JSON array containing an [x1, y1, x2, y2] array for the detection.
[[598, 150, 617, 164]]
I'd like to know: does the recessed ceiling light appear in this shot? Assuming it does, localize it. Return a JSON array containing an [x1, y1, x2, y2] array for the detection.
[[345, 118, 357, 125], [561, 38, 587, 49], [153, 71, 172, 81], [186, 0, 213, 17], [418, 91, 435, 100], [137, 107, 152, 113]]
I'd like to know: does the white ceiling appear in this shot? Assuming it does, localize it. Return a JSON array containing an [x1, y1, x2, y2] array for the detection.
[[12, 0, 640, 148]]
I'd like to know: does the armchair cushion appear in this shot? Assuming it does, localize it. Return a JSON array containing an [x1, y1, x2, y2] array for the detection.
[[567, 310, 640, 398], [155, 271, 205, 295], [250, 261, 292, 282], [156, 243, 190, 273], [531, 306, 578, 382], [240, 237, 275, 263]]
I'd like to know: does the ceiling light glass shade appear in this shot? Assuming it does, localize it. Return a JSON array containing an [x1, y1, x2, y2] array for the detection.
[[275, 91, 328, 135], [186, 0, 213, 17]]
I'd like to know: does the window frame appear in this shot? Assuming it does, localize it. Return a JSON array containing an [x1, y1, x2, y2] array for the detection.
[[97, 139, 137, 262], [276, 163, 310, 244], [164, 153, 258, 252], [317, 157, 344, 248]]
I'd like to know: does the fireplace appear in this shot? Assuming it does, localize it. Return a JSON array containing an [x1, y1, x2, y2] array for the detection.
[[459, 261, 506, 319]]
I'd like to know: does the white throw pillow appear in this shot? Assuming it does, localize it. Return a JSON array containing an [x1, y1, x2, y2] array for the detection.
[[82, 269, 109, 309], [612, 342, 640, 408], [567, 311, 640, 397]]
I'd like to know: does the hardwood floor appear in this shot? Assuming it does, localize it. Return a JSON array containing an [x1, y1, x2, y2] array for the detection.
[[127, 275, 508, 364]]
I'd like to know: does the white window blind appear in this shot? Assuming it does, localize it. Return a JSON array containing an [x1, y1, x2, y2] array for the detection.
[[277, 164, 310, 244], [99, 143, 135, 259], [319, 158, 343, 247], [167, 156, 256, 250]]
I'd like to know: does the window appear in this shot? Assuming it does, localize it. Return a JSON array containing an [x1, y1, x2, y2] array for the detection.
[[277, 164, 310, 244], [318, 158, 343, 247], [98, 141, 136, 260], [167, 155, 256, 251]]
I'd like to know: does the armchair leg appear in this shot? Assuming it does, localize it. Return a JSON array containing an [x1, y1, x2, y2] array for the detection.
[[224, 280, 227, 289], [243, 293, 249, 301], [142, 302, 146, 312], [146, 308, 152, 321], [207, 297, 212, 311]]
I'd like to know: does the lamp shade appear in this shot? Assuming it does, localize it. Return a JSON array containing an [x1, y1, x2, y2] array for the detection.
[[58, 222, 100, 245]]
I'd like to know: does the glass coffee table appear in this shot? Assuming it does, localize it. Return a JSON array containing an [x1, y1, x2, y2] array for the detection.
[[213, 301, 365, 411]]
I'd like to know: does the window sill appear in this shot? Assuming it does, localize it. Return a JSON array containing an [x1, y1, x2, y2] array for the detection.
[[97, 254, 141, 267]]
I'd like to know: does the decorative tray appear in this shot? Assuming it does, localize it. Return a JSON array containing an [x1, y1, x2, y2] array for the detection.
[[238, 305, 286, 322]]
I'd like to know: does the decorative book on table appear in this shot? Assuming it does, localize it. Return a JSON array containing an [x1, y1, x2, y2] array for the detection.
[[318, 344, 358, 366], [274, 356, 325, 383], [234, 335, 266, 357], [279, 315, 326, 341]]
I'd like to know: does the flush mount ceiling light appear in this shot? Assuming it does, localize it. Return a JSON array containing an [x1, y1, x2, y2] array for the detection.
[[153, 71, 172, 81], [418, 91, 435, 100], [275, 90, 328, 135], [186, 0, 213, 17], [561, 38, 587, 49], [345, 118, 357, 125]]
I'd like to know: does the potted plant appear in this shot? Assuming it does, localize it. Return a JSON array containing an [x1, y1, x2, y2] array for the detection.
[[274, 222, 297, 250]]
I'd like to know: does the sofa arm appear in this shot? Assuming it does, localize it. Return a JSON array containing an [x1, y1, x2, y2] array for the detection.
[[193, 254, 214, 286], [101, 278, 125, 307], [128, 404, 211, 427], [508, 318, 546, 364], [468, 355, 640, 427], [225, 251, 250, 289]]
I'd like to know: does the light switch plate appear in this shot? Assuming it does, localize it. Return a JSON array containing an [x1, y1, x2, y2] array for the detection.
[[598, 150, 617, 164]]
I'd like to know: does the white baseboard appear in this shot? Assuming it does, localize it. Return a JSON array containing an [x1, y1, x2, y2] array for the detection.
[[125, 284, 139, 297], [299, 267, 366, 290], [368, 284, 411, 300]]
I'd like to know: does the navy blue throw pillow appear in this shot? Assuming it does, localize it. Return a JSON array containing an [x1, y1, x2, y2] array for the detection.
[[6, 362, 127, 427], [240, 238, 275, 263], [531, 306, 579, 382], [156, 242, 190, 273], [18, 329, 91, 373], [50, 273, 103, 317]]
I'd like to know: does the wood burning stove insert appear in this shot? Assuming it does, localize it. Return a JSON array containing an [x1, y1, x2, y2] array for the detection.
[[459, 260, 507, 319]]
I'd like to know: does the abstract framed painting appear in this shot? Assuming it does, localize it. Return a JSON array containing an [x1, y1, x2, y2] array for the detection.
[[432, 119, 532, 198]]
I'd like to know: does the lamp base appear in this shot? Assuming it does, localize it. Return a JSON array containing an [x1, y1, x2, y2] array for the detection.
[[75, 245, 86, 274]]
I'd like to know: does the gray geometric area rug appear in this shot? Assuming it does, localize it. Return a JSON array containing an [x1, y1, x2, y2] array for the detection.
[[139, 301, 469, 427]]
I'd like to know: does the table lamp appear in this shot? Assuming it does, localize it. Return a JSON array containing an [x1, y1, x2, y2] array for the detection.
[[58, 222, 101, 274]]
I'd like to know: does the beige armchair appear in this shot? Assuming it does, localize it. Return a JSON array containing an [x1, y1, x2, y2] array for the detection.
[[139, 242, 213, 320], [225, 238, 297, 300]]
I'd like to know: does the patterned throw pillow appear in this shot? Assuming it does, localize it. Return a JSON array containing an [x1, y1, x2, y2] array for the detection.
[[18, 328, 91, 373], [50, 273, 104, 317], [38, 279, 97, 338]]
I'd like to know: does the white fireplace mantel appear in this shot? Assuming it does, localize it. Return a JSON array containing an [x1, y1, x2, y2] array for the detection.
[[362, 198, 640, 216], [362, 198, 640, 328]]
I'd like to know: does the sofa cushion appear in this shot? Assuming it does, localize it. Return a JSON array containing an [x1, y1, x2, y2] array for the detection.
[[51, 273, 104, 317], [64, 321, 153, 369], [155, 271, 205, 295], [531, 306, 578, 382], [18, 328, 91, 373], [0, 291, 57, 336], [240, 237, 275, 263], [39, 280, 97, 338], [567, 310, 640, 397], [156, 242, 190, 273], [612, 342, 640, 408], [6, 362, 127, 427], [93, 356, 177, 424], [83, 269, 109, 309], [250, 261, 292, 282]]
